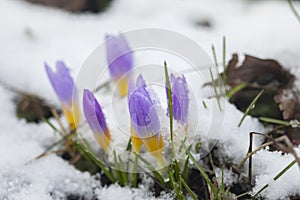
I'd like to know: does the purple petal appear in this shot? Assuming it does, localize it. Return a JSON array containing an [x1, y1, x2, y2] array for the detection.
[[166, 73, 189, 124], [128, 75, 160, 138], [105, 33, 133, 80], [83, 89, 108, 135], [45, 61, 77, 106]]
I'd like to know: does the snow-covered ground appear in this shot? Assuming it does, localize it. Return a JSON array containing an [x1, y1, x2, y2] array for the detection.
[[0, 0, 300, 199]]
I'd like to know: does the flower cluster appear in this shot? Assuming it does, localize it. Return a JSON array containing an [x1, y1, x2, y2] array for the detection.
[[45, 33, 189, 165]]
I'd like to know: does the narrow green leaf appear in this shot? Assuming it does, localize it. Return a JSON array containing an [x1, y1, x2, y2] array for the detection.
[[180, 177, 198, 200], [222, 36, 227, 86], [186, 148, 218, 196], [238, 89, 264, 127], [118, 155, 128, 186], [202, 100, 207, 109], [226, 83, 248, 99], [126, 138, 132, 151], [131, 155, 138, 188], [113, 150, 124, 185], [182, 156, 190, 181], [134, 153, 165, 186], [164, 61, 175, 157], [43, 118, 64, 137], [169, 169, 181, 199], [211, 45, 224, 98], [259, 117, 290, 126], [209, 67, 222, 111], [288, 0, 300, 23], [74, 141, 115, 182], [252, 159, 297, 199]]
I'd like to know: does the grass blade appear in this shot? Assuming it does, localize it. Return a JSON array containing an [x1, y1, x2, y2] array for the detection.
[[259, 117, 290, 126], [209, 67, 222, 111], [226, 83, 247, 99], [131, 155, 138, 187], [180, 176, 198, 200], [164, 61, 175, 157], [238, 89, 264, 127], [74, 141, 115, 182], [185, 148, 218, 197], [288, 0, 300, 23], [134, 153, 165, 186], [222, 36, 227, 85], [252, 159, 297, 199]]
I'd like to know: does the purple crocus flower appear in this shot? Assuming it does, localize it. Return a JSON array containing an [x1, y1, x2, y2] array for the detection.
[[45, 61, 79, 130], [128, 75, 164, 157], [83, 89, 111, 153], [166, 74, 189, 124], [105, 33, 133, 97]]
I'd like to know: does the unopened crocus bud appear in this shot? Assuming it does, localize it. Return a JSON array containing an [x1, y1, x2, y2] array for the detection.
[[45, 61, 79, 130], [105, 33, 133, 97], [128, 75, 166, 167], [83, 89, 111, 153], [166, 74, 189, 125]]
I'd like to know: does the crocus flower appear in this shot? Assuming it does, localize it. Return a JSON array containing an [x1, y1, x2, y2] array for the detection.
[[45, 61, 79, 130], [128, 75, 165, 166], [105, 33, 133, 97], [83, 89, 111, 153], [166, 74, 189, 125]]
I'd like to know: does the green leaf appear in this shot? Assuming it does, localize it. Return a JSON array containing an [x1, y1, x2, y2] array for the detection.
[[238, 89, 264, 127]]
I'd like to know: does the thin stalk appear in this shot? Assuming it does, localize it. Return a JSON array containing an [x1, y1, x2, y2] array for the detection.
[[259, 117, 290, 126], [164, 61, 175, 158], [131, 155, 138, 187], [185, 148, 218, 197], [113, 150, 124, 185], [209, 67, 222, 111], [211, 45, 224, 100], [222, 36, 227, 85], [134, 153, 165, 186], [75, 141, 115, 183], [226, 83, 248, 99], [238, 89, 264, 127], [252, 159, 297, 199], [180, 176, 198, 200], [288, 0, 300, 23]]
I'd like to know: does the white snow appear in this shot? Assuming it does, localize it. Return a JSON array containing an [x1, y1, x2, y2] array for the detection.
[[1, 0, 300, 199]]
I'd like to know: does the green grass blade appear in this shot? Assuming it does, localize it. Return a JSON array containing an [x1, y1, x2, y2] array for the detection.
[[222, 36, 227, 85], [209, 67, 222, 111], [202, 100, 208, 109], [212, 45, 224, 98], [113, 150, 124, 185], [43, 118, 64, 137], [180, 176, 198, 200], [238, 89, 264, 127], [131, 155, 138, 187], [288, 0, 300, 23], [169, 169, 181, 199], [74, 141, 115, 182], [186, 148, 218, 196], [118, 155, 128, 186], [134, 153, 165, 186], [164, 61, 175, 157], [252, 159, 297, 199], [126, 138, 132, 151], [226, 83, 248, 99], [259, 117, 290, 126]]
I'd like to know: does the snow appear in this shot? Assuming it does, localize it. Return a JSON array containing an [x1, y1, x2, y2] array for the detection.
[[1, 0, 300, 199]]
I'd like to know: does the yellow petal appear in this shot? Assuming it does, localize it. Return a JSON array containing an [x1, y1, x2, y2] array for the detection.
[[95, 130, 111, 153], [130, 124, 143, 153], [62, 103, 80, 131], [115, 76, 129, 97], [143, 134, 164, 153]]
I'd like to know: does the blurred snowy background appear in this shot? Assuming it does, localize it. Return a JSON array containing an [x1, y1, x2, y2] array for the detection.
[[0, 0, 300, 199]]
